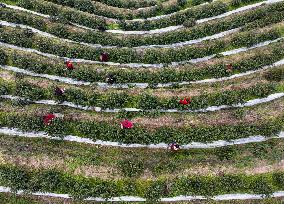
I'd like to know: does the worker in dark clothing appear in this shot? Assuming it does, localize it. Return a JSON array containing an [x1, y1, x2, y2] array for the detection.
[[106, 74, 116, 84], [55, 87, 65, 96], [100, 52, 109, 62], [169, 142, 180, 151]]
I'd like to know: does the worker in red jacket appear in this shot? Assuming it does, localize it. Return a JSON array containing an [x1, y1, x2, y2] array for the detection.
[[179, 97, 191, 105], [65, 60, 75, 70], [43, 113, 56, 126], [121, 119, 133, 129]]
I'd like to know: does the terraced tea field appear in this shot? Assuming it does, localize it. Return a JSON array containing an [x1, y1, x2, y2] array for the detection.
[[0, 0, 284, 202]]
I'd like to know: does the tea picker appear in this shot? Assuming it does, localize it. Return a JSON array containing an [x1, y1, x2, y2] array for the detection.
[[121, 119, 134, 129], [106, 74, 116, 84], [100, 52, 109, 62], [169, 142, 180, 151], [54, 87, 65, 102], [226, 63, 233, 72], [43, 113, 56, 126], [65, 60, 75, 70], [55, 87, 65, 96], [43, 113, 64, 126], [180, 97, 191, 105]]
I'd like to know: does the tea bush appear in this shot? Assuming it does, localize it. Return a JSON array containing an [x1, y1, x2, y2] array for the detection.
[[118, 159, 145, 177]]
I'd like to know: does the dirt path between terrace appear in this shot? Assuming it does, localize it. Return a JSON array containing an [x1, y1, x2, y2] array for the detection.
[[1, 151, 284, 180]]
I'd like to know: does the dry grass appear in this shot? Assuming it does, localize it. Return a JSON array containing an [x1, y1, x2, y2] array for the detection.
[[2, 154, 120, 179], [2, 148, 284, 180]]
